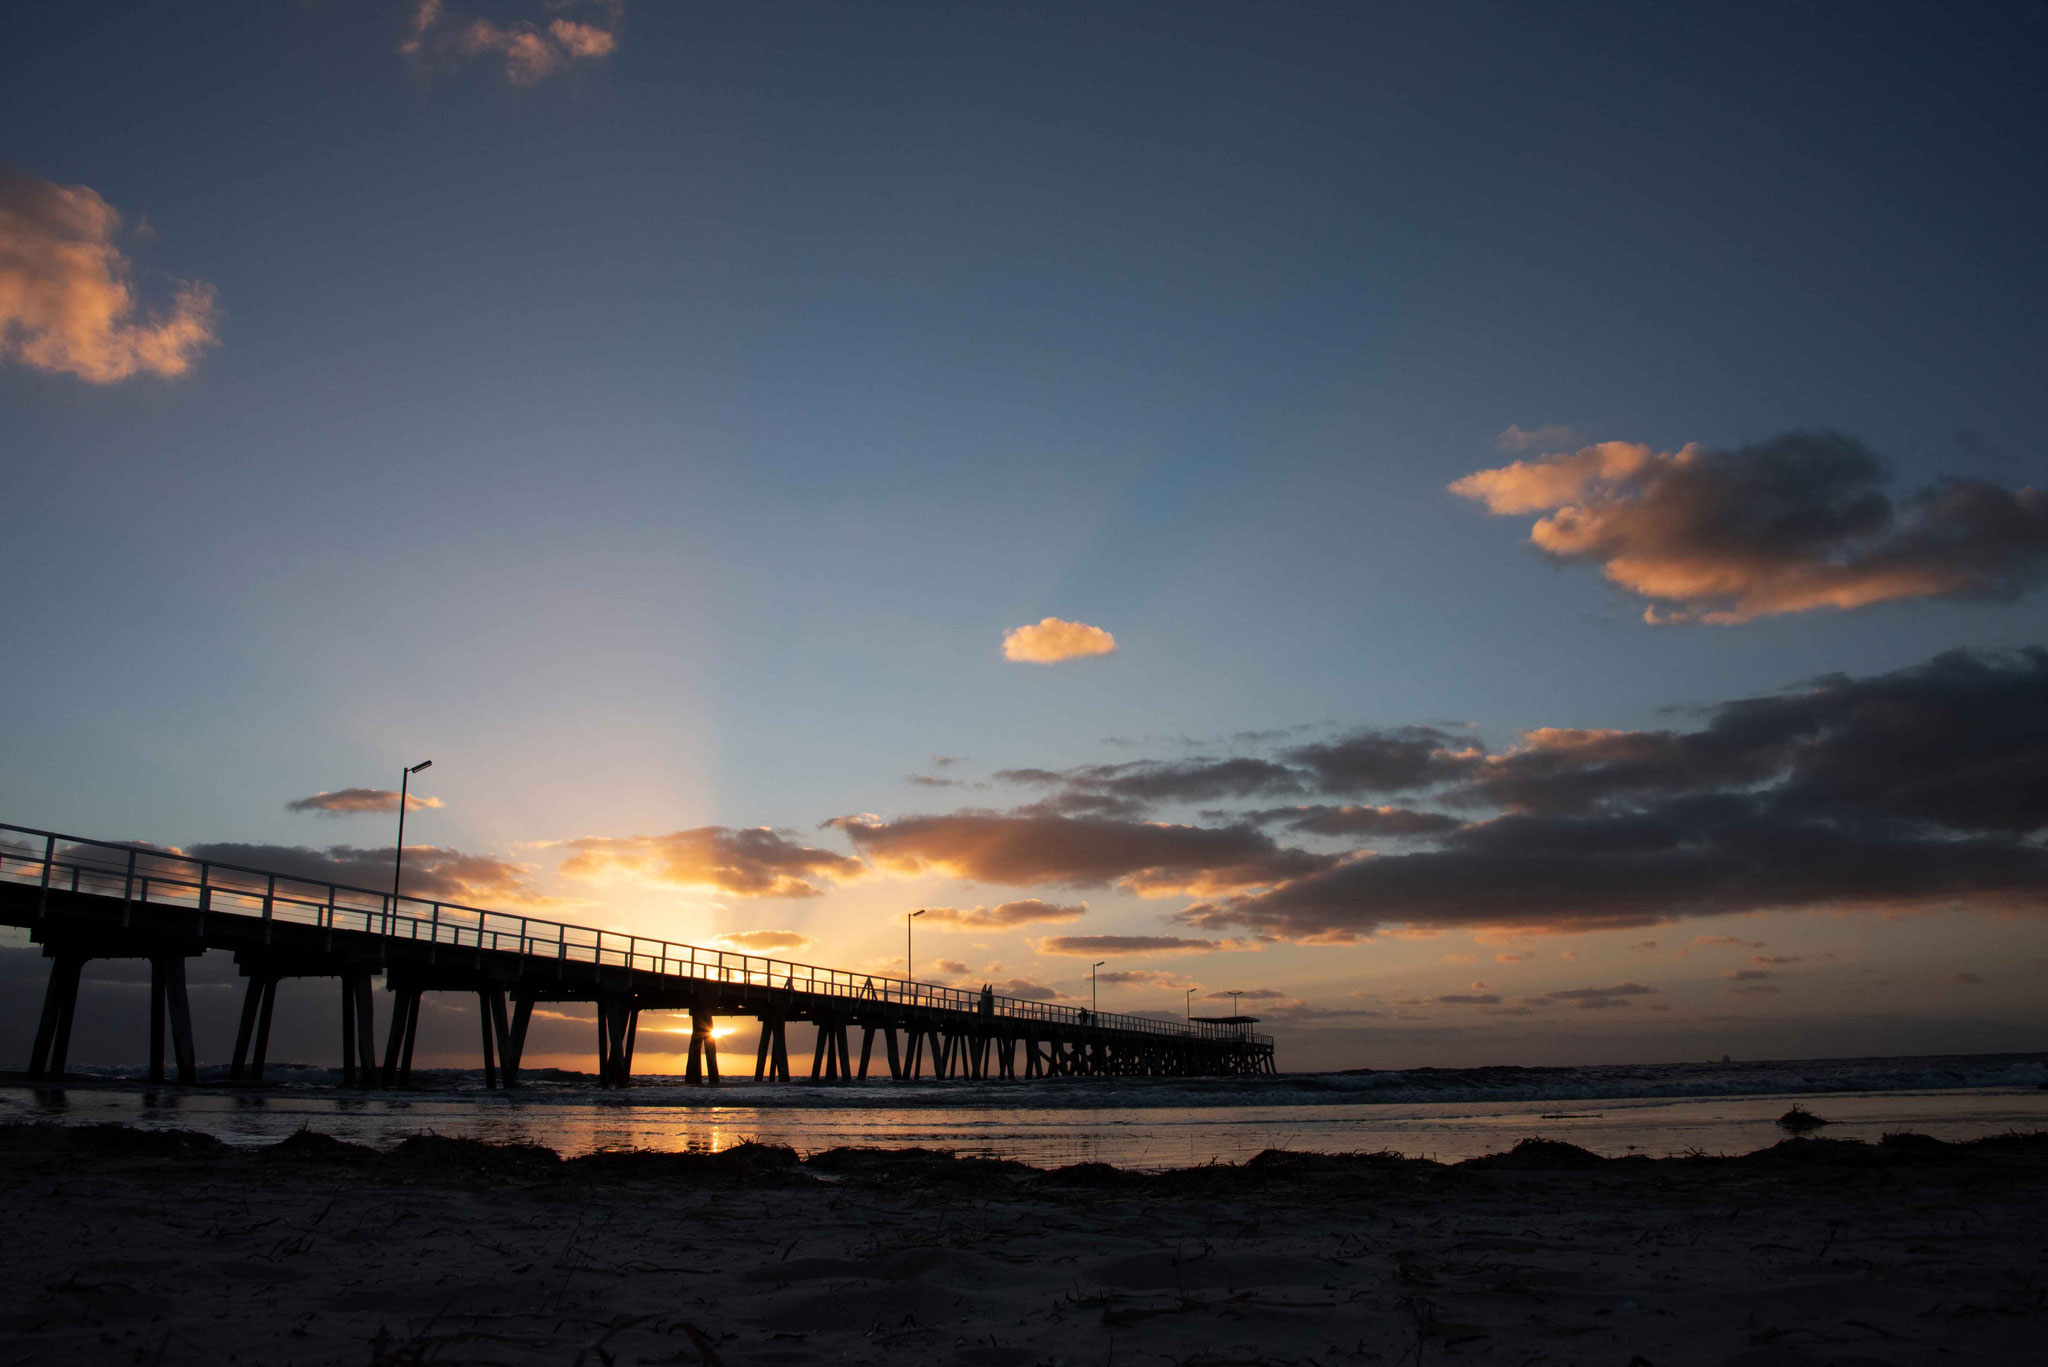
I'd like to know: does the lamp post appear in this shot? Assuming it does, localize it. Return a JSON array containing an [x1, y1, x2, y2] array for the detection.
[[1092, 960, 1105, 1015], [1185, 987, 1196, 1022], [906, 909, 925, 987], [391, 759, 434, 908], [1229, 990, 1241, 1016]]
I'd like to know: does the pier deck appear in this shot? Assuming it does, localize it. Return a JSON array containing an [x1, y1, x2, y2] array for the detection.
[[0, 823, 1275, 1087]]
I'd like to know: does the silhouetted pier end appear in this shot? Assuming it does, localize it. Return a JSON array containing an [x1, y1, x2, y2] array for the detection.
[[0, 822, 1277, 1087]]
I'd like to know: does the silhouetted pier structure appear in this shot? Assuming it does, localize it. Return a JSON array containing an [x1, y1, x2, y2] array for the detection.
[[0, 824, 1276, 1087]]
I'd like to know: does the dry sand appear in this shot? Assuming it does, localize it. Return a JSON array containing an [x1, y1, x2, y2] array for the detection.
[[1, 1124, 2043, 1366]]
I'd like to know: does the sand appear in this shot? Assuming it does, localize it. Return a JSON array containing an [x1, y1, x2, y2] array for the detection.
[[0, 1125, 2043, 1366]]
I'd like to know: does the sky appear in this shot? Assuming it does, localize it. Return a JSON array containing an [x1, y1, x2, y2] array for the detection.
[[3, 1, 2045, 1074]]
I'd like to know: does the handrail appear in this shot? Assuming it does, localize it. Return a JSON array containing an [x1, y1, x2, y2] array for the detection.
[[0, 823, 1270, 1047]]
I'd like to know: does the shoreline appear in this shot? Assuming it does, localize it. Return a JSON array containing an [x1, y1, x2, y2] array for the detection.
[[3, 1123, 2044, 1364]]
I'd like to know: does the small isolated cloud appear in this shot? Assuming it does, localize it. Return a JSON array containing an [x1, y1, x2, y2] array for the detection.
[[1450, 431, 2048, 624], [402, 0, 621, 86], [1543, 982, 1658, 1010], [1752, 954, 1801, 965], [1951, 971, 1986, 985], [1203, 988, 1291, 1001], [931, 959, 971, 977], [1495, 423, 1579, 453], [921, 899, 1086, 929], [1095, 969, 1194, 989], [1630, 940, 1659, 952], [1036, 934, 1230, 956], [906, 774, 958, 787], [0, 163, 219, 383], [556, 827, 862, 898], [1724, 969, 1773, 981], [1436, 993, 1502, 1006], [1693, 936, 1746, 948], [716, 929, 813, 955], [1002, 617, 1117, 664], [287, 787, 442, 816]]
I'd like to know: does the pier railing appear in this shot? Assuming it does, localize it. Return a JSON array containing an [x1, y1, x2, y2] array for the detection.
[[0, 824, 1270, 1047]]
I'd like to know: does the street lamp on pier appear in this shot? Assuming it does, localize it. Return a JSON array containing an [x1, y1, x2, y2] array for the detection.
[[391, 759, 434, 908], [1092, 960, 1106, 1015], [906, 909, 926, 987], [1185, 986, 1195, 1022]]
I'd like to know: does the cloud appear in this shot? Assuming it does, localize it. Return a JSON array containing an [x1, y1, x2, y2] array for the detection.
[[1009, 757, 1303, 805], [920, 899, 1086, 928], [1752, 954, 1801, 965], [286, 787, 443, 816], [1035, 934, 1232, 956], [1495, 951, 1532, 963], [1436, 993, 1502, 1005], [402, 0, 621, 86], [1451, 431, 2048, 623], [1002, 617, 1117, 664], [992, 977, 1067, 1001], [1724, 969, 1773, 981], [1952, 971, 1986, 985], [828, 811, 1331, 897], [183, 842, 549, 907], [1202, 988, 1291, 1001], [1544, 982, 1659, 1010], [1238, 804, 1463, 837], [0, 163, 219, 383], [1693, 936, 1746, 948], [930, 958, 971, 977], [715, 929, 814, 955], [1095, 969, 1195, 988], [1494, 423, 1580, 453], [556, 827, 862, 898], [906, 774, 958, 787], [1630, 940, 1659, 951], [1280, 728, 1483, 795]]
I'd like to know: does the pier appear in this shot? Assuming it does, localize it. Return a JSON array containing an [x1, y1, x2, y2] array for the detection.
[[0, 823, 1276, 1087]]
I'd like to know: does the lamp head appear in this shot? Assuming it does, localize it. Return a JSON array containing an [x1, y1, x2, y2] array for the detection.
[[409, 759, 433, 773], [910, 908, 925, 918]]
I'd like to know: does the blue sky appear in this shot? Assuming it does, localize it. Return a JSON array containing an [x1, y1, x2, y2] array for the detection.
[[4, 2, 2044, 1070]]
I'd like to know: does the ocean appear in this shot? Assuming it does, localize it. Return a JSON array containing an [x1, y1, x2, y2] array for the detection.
[[4, 1051, 2043, 1167]]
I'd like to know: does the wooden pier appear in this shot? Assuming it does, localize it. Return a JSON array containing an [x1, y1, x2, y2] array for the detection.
[[0, 823, 1277, 1087]]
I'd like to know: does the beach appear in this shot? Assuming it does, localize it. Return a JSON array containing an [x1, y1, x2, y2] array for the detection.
[[2, 1123, 2042, 1366]]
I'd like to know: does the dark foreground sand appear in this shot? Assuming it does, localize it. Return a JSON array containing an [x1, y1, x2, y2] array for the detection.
[[1, 1125, 2043, 1366]]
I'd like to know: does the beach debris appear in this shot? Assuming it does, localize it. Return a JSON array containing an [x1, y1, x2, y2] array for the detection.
[[1777, 1105, 1829, 1131], [1458, 1137, 1606, 1170]]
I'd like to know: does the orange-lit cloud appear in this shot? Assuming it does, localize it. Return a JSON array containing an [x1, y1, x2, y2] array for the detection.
[[1002, 616, 1117, 663], [286, 787, 443, 816], [716, 929, 814, 954], [1452, 431, 2048, 623], [402, 0, 621, 86], [1036, 934, 1239, 956], [828, 811, 1330, 897], [920, 898, 1086, 928], [556, 826, 861, 898], [0, 163, 219, 383]]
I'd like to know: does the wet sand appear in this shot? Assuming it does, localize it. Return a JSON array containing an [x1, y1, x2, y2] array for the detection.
[[1, 1124, 2042, 1366]]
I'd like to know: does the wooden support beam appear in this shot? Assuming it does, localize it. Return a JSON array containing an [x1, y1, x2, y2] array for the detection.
[[28, 954, 83, 1081], [771, 1017, 790, 1081], [754, 1017, 774, 1081], [163, 957, 195, 1084], [230, 975, 263, 1081], [148, 962, 167, 1083], [479, 988, 499, 1088], [503, 995, 532, 1086], [250, 977, 277, 1081], [857, 1025, 876, 1080], [884, 1024, 902, 1081]]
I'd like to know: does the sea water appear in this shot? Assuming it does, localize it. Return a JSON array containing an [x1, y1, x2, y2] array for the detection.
[[4, 1052, 2043, 1167]]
